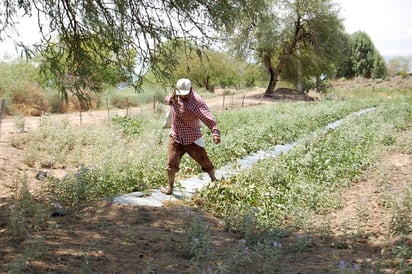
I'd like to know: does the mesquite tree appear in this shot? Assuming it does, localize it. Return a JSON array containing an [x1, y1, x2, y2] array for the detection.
[[227, 0, 344, 96], [0, 0, 237, 100]]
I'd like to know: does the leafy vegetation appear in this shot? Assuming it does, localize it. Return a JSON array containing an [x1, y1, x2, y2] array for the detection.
[[1, 0, 388, 101], [0, 0, 242, 95], [2, 85, 411, 272], [38, 35, 137, 102], [337, 31, 387, 79], [171, 47, 266, 91], [226, 0, 345, 94], [0, 0, 410, 271], [387, 56, 412, 77], [206, 99, 377, 167], [198, 98, 411, 229], [111, 116, 141, 136], [9, 96, 380, 201], [0, 59, 48, 115]]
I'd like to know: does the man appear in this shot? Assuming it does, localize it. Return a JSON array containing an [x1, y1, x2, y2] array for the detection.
[[162, 78, 221, 195]]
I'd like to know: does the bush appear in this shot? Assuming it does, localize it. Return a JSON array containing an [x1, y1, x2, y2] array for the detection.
[[46, 92, 68, 113], [111, 116, 141, 135], [111, 94, 140, 109], [10, 83, 50, 116]]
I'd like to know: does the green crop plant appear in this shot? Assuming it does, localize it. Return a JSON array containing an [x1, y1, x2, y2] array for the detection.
[[9, 95, 406, 213], [199, 97, 412, 229]]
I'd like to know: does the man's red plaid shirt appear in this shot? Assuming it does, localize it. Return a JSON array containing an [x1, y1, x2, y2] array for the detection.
[[166, 92, 220, 145]]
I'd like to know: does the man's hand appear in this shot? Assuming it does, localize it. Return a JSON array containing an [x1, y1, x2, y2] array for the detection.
[[213, 135, 221, 144], [169, 93, 177, 103], [168, 88, 177, 103]]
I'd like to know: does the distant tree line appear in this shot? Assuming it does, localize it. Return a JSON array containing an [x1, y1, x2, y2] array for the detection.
[[336, 31, 387, 80]]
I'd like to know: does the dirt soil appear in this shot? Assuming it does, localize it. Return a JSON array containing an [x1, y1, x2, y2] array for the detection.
[[0, 80, 411, 273]]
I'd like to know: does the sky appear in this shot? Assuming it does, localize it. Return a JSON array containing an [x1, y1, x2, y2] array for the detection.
[[0, 0, 411, 59], [335, 0, 411, 57]]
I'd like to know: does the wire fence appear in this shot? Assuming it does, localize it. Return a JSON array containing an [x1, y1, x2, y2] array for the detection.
[[0, 92, 266, 138]]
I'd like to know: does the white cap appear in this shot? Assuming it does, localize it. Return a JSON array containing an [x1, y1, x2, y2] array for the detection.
[[175, 78, 191, 95]]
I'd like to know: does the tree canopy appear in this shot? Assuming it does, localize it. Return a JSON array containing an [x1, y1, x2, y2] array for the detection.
[[226, 0, 345, 95], [0, 0, 238, 98], [387, 56, 412, 77], [337, 31, 387, 79], [162, 41, 265, 91], [1, 0, 389, 99]]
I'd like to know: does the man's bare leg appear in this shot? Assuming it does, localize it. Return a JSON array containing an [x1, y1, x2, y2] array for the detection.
[[162, 170, 175, 195]]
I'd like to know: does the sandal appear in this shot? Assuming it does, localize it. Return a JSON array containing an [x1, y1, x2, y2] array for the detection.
[[161, 187, 173, 195]]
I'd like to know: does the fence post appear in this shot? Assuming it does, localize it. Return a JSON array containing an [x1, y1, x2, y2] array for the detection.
[[153, 96, 156, 112], [126, 97, 129, 117], [222, 95, 225, 110], [0, 98, 5, 138], [242, 94, 246, 107], [79, 103, 83, 126], [106, 97, 110, 120]]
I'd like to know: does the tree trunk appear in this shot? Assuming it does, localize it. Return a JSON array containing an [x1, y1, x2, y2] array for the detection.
[[297, 58, 302, 92], [204, 77, 214, 92], [264, 17, 304, 97], [316, 75, 321, 92], [264, 66, 282, 97], [264, 67, 276, 97], [263, 54, 281, 97]]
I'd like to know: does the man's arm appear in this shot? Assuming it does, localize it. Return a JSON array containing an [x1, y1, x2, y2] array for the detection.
[[195, 100, 221, 142]]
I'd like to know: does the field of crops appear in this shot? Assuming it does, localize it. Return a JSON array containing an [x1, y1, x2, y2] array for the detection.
[[1, 87, 411, 273]]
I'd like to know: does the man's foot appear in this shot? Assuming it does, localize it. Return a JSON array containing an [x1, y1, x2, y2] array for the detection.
[[208, 169, 217, 182], [161, 187, 173, 195]]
